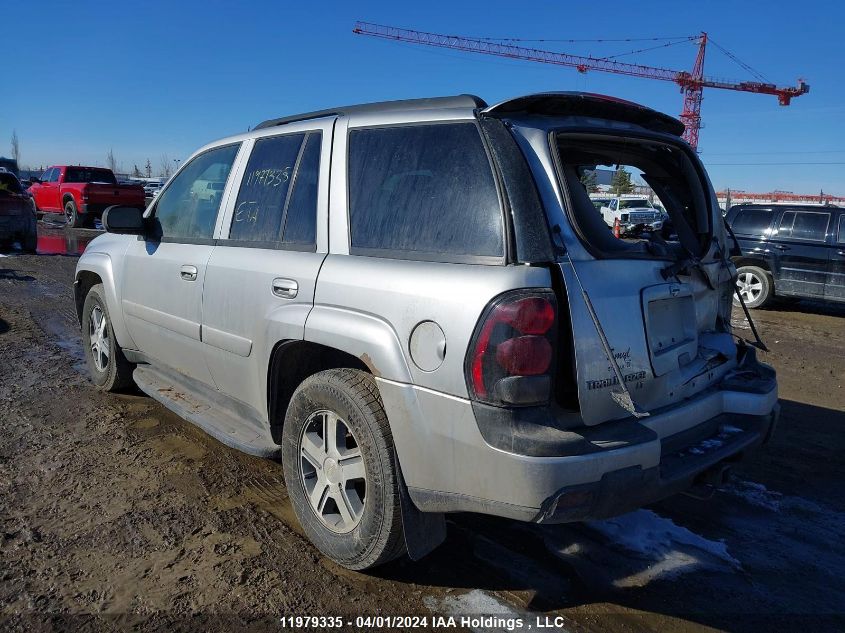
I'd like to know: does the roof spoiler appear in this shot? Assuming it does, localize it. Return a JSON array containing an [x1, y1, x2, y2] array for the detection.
[[482, 92, 685, 137], [254, 94, 487, 130]]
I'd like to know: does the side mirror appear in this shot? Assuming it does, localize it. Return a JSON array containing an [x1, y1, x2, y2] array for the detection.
[[30, 176, 41, 184], [102, 206, 145, 234]]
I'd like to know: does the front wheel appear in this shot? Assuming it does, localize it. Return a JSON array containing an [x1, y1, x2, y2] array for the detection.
[[81, 284, 135, 391], [281, 368, 406, 570], [734, 266, 773, 309]]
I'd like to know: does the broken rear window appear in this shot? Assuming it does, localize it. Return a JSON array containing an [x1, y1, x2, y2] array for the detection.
[[555, 133, 712, 259]]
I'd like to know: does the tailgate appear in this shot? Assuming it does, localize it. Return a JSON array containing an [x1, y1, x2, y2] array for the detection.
[[559, 258, 737, 425], [86, 184, 144, 205]]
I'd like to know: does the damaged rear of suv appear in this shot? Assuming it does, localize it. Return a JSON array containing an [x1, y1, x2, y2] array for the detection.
[[75, 91, 778, 569], [461, 92, 779, 524]]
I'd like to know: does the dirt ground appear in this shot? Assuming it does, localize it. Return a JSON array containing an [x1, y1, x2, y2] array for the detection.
[[1, 225, 844, 632]]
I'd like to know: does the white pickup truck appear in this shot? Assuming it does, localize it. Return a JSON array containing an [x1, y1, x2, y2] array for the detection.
[[592, 195, 665, 233]]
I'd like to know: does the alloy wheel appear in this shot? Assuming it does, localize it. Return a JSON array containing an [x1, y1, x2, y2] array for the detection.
[[299, 409, 367, 534], [737, 271, 763, 304], [89, 305, 111, 372]]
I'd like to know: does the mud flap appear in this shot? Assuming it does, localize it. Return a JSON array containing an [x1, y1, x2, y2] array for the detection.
[[395, 449, 447, 560]]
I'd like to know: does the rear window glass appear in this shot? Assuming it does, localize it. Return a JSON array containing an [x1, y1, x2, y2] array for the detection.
[[65, 168, 117, 184], [347, 123, 503, 260], [555, 134, 712, 259], [0, 172, 23, 194], [839, 216, 845, 244], [731, 208, 773, 236]]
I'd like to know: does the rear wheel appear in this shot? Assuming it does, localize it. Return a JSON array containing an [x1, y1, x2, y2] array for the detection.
[[734, 266, 773, 309], [64, 199, 84, 228], [281, 368, 406, 570], [81, 284, 135, 391]]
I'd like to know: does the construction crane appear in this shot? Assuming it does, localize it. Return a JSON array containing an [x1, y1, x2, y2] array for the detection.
[[352, 22, 809, 150]]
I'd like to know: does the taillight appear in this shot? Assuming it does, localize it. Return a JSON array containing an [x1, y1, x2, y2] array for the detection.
[[466, 290, 556, 407]]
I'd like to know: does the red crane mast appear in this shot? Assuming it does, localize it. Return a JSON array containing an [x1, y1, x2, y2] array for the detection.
[[352, 22, 809, 150]]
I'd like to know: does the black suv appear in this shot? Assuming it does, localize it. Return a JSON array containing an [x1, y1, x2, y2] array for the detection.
[[726, 203, 845, 307]]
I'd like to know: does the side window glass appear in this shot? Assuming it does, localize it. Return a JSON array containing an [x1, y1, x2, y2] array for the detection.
[[347, 123, 503, 259], [229, 133, 305, 242], [152, 144, 239, 240], [731, 208, 773, 236], [777, 211, 795, 238], [282, 132, 321, 246], [44, 168, 56, 182], [791, 212, 830, 241], [838, 216, 845, 244]]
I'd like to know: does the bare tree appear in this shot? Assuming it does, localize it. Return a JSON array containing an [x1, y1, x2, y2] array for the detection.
[[145, 159, 152, 178], [159, 154, 171, 178], [11, 130, 20, 164], [106, 148, 118, 173]]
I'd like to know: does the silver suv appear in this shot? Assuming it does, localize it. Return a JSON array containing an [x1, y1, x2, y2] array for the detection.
[[74, 92, 779, 570]]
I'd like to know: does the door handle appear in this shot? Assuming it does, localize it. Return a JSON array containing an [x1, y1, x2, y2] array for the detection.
[[771, 244, 790, 251], [272, 278, 298, 299], [180, 265, 198, 281], [838, 250, 845, 257]]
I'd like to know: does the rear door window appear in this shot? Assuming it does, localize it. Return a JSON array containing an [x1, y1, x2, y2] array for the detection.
[[228, 131, 321, 248], [779, 210, 830, 241], [838, 215, 845, 244], [347, 123, 504, 261], [731, 208, 774, 236]]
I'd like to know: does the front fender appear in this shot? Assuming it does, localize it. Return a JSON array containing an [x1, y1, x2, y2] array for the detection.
[[75, 250, 136, 350]]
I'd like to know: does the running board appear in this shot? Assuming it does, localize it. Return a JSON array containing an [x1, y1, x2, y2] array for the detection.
[[133, 365, 281, 458]]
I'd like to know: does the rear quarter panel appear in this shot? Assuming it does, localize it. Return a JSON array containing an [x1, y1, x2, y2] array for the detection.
[[309, 256, 551, 396]]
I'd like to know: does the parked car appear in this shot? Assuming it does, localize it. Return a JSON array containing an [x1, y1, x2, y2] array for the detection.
[[597, 196, 666, 234], [0, 170, 37, 251], [726, 203, 844, 307], [142, 181, 164, 196], [74, 92, 779, 570], [29, 166, 146, 227], [0, 156, 20, 178]]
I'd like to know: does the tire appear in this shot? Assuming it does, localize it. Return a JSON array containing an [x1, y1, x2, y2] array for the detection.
[[81, 284, 135, 391], [734, 265, 773, 309], [281, 368, 406, 570], [64, 198, 84, 228]]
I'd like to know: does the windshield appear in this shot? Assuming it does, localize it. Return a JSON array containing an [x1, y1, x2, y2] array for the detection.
[[619, 199, 653, 209], [555, 133, 712, 259], [64, 168, 117, 185]]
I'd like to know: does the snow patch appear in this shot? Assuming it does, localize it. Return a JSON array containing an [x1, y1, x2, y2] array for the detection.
[[581, 509, 741, 586], [724, 479, 823, 514]]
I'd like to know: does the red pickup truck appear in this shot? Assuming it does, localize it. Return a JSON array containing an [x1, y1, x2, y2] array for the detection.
[[30, 166, 146, 228]]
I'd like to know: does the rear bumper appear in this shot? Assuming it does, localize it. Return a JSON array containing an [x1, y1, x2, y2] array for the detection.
[[533, 405, 778, 523], [378, 350, 778, 523]]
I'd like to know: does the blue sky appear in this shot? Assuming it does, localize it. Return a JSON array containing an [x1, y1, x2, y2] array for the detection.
[[3, 0, 843, 193]]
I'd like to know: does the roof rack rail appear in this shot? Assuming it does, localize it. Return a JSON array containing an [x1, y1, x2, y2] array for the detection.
[[254, 94, 486, 130]]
